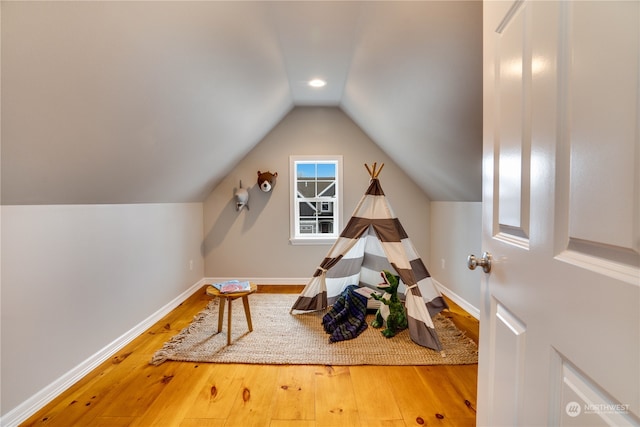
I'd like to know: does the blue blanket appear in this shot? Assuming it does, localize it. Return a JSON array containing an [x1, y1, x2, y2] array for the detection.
[[322, 285, 368, 343]]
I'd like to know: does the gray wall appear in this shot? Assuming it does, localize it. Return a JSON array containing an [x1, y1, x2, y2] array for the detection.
[[203, 107, 432, 279], [1, 203, 204, 417], [429, 201, 482, 314]]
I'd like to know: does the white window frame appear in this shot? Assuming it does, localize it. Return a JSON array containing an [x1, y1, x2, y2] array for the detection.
[[289, 155, 343, 245]]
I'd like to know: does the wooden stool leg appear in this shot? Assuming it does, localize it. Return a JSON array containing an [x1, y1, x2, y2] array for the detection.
[[242, 295, 253, 332], [217, 297, 225, 334], [227, 298, 233, 345]]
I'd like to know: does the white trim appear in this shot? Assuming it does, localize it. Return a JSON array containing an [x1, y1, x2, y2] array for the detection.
[[432, 278, 480, 319], [205, 277, 307, 285], [0, 278, 207, 427], [289, 237, 336, 245]]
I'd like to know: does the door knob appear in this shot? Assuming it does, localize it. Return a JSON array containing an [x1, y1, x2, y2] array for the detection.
[[467, 252, 492, 273]]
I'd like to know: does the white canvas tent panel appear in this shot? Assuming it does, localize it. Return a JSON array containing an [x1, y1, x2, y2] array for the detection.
[[328, 226, 394, 307]]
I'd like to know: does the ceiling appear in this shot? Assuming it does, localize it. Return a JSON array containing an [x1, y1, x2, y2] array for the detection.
[[1, 1, 483, 205]]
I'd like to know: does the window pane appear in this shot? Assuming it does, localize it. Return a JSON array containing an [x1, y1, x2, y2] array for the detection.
[[299, 223, 315, 234], [317, 181, 335, 197], [296, 163, 316, 178], [317, 163, 335, 179], [296, 180, 316, 198], [299, 201, 316, 217], [319, 220, 333, 234]]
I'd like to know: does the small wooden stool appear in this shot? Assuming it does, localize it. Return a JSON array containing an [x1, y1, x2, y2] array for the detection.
[[205, 283, 257, 345]]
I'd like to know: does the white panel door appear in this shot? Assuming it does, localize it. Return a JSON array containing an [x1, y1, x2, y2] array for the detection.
[[478, 1, 640, 426]]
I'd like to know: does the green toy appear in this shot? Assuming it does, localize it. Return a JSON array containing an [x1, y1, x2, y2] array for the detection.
[[371, 270, 408, 338]]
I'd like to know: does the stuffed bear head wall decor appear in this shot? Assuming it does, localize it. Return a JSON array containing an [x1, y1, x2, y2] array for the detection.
[[257, 171, 278, 193]]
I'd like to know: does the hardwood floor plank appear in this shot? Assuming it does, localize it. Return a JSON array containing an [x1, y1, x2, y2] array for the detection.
[[442, 364, 478, 411], [314, 366, 362, 427], [257, 285, 305, 294], [98, 360, 186, 418], [128, 362, 211, 427], [413, 365, 477, 426], [270, 365, 318, 421], [179, 419, 226, 427], [349, 366, 403, 422], [183, 363, 242, 419], [223, 364, 280, 427], [268, 420, 317, 427], [91, 417, 135, 427], [21, 353, 152, 427], [381, 366, 443, 426], [350, 420, 407, 427]]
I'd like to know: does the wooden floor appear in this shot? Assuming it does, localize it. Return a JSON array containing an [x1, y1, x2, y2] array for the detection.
[[21, 285, 479, 427]]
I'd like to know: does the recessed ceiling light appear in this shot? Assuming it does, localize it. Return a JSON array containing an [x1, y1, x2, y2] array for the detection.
[[308, 79, 326, 88]]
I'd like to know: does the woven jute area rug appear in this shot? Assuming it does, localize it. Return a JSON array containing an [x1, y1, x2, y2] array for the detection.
[[150, 294, 478, 366]]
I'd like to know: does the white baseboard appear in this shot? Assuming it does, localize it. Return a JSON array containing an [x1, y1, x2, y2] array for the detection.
[[0, 279, 207, 427], [205, 277, 308, 285], [432, 278, 480, 319]]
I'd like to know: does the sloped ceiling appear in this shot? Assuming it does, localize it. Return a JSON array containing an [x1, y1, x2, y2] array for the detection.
[[1, 1, 482, 205]]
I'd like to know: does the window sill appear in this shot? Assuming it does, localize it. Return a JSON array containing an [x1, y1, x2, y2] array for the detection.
[[290, 237, 337, 246]]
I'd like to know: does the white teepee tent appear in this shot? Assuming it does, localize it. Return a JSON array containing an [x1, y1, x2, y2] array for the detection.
[[291, 163, 449, 351]]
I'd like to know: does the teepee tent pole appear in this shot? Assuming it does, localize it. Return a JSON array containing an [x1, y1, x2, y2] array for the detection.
[[364, 162, 385, 179]]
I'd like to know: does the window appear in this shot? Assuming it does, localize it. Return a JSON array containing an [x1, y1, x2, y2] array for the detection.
[[290, 155, 343, 244]]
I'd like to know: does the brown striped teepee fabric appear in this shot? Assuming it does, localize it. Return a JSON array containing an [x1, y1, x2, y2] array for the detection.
[[291, 163, 449, 352]]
